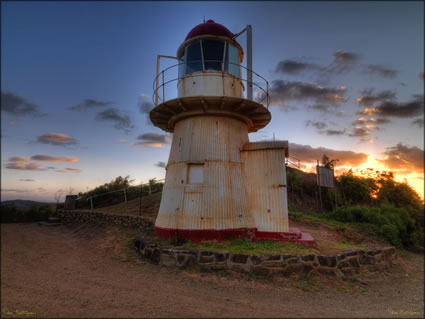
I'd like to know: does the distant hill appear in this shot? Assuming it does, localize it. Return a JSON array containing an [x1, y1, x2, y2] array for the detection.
[[1, 200, 56, 211]]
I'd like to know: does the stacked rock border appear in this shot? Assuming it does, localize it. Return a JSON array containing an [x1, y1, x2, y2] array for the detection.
[[58, 210, 153, 231], [134, 239, 397, 278]]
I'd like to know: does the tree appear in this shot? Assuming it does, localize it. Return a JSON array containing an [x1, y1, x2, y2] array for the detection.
[[54, 189, 64, 211], [321, 154, 338, 170]]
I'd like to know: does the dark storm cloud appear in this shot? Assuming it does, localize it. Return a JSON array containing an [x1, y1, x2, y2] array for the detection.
[[5, 162, 45, 171], [357, 89, 396, 107], [349, 127, 370, 137], [364, 64, 398, 78], [269, 80, 347, 108], [96, 108, 133, 131], [20, 179, 35, 182], [380, 143, 424, 173], [68, 99, 112, 111], [1, 91, 45, 117], [135, 133, 172, 147], [373, 95, 424, 118], [289, 143, 368, 166], [420, 72, 424, 80], [37, 133, 78, 146], [411, 118, 424, 128], [305, 120, 327, 130], [275, 60, 322, 75], [155, 161, 167, 168]]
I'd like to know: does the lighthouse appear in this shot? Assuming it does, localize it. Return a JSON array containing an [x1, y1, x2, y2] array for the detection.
[[150, 20, 314, 245]]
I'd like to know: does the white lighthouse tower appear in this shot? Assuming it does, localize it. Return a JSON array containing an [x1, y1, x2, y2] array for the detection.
[[150, 20, 314, 245]]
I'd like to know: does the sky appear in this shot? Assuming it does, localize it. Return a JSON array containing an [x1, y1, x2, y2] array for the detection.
[[1, 1, 424, 202]]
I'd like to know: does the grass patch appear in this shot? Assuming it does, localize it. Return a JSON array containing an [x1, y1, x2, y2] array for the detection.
[[164, 238, 318, 255], [289, 210, 349, 231], [294, 277, 321, 292], [332, 241, 367, 250]]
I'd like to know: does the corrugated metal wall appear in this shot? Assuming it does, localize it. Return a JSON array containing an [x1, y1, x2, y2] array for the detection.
[[155, 116, 255, 230], [241, 148, 289, 233]]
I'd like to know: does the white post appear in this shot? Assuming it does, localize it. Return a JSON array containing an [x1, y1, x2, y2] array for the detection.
[[247, 25, 253, 101]]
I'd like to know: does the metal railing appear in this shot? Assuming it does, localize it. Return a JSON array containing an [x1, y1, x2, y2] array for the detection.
[[76, 179, 165, 216], [152, 60, 270, 108], [286, 156, 301, 168]]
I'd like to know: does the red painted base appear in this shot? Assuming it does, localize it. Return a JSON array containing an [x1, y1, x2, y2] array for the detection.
[[154, 226, 316, 247]]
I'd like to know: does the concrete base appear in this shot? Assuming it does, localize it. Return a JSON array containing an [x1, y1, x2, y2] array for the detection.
[[154, 226, 315, 247]]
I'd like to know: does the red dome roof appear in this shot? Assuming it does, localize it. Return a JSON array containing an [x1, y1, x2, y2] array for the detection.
[[185, 20, 234, 41]]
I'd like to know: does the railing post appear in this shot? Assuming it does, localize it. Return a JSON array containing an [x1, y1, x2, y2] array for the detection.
[[155, 55, 160, 105], [123, 189, 127, 203], [139, 185, 143, 217], [90, 197, 93, 210], [247, 25, 253, 101], [162, 71, 165, 102]]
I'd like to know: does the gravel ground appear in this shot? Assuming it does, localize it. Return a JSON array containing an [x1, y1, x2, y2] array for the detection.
[[1, 223, 423, 318]]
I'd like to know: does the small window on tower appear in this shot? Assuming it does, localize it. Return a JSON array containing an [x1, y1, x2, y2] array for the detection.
[[187, 163, 204, 184]]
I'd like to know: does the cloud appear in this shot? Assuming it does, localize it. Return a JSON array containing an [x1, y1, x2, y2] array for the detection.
[[31, 155, 80, 162], [56, 168, 81, 173], [374, 118, 392, 125], [68, 99, 112, 111], [373, 95, 424, 118], [1, 188, 31, 193], [420, 72, 424, 80], [96, 108, 133, 131], [19, 179, 34, 182], [379, 143, 424, 173], [275, 60, 322, 75], [138, 94, 154, 114], [155, 161, 167, 168], [323, 129, 345, 136], [363, 64, 398, 78], [37, 133, 78, 146], [135, 133, 172, 147], [349, 127, 370, 137], [269, 80, 347, 108], [1, 91, 45, 117], [289, 142, 368, 166], [8, 157, 31, 162], [356, 89, 396, 107], [411, 118, 424, 128], [328, 51, 361, 74], [305, 120, 327, 130], [5, 162, 45, 171]]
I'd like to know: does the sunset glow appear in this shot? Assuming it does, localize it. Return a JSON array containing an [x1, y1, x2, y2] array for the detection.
[[1, 2, 423, 203]]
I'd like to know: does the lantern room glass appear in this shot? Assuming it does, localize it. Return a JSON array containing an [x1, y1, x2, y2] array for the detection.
[[179, 39, 241, 79]]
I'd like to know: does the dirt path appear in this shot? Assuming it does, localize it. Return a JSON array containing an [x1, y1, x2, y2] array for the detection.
[[1, 223, 423, 318]]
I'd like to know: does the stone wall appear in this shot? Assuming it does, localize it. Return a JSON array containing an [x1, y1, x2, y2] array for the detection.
[[134, 239, 397, 278], [58, 210, 153, 230]]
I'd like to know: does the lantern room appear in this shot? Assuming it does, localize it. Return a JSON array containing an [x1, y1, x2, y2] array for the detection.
[[176, 20, 245, 99]]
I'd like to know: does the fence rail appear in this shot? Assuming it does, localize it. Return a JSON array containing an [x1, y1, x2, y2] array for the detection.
[[152, 60, 270, 107], [75, 179, 165, 216]]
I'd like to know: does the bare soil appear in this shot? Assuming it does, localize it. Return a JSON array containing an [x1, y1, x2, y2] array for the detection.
[[1, 223, 423, 318]]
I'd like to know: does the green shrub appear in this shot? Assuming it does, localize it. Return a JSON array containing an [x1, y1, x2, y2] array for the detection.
[[330, 203, 419, 248], [380, 224, 401, 247]]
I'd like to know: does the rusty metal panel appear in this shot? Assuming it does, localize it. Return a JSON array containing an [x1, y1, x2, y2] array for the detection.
[[155, 163, 186, 229], [168, 116, 249, 165], [155, 115, 254, 231], [241, 148, 289, 233], [177, 72, 243, 99]]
